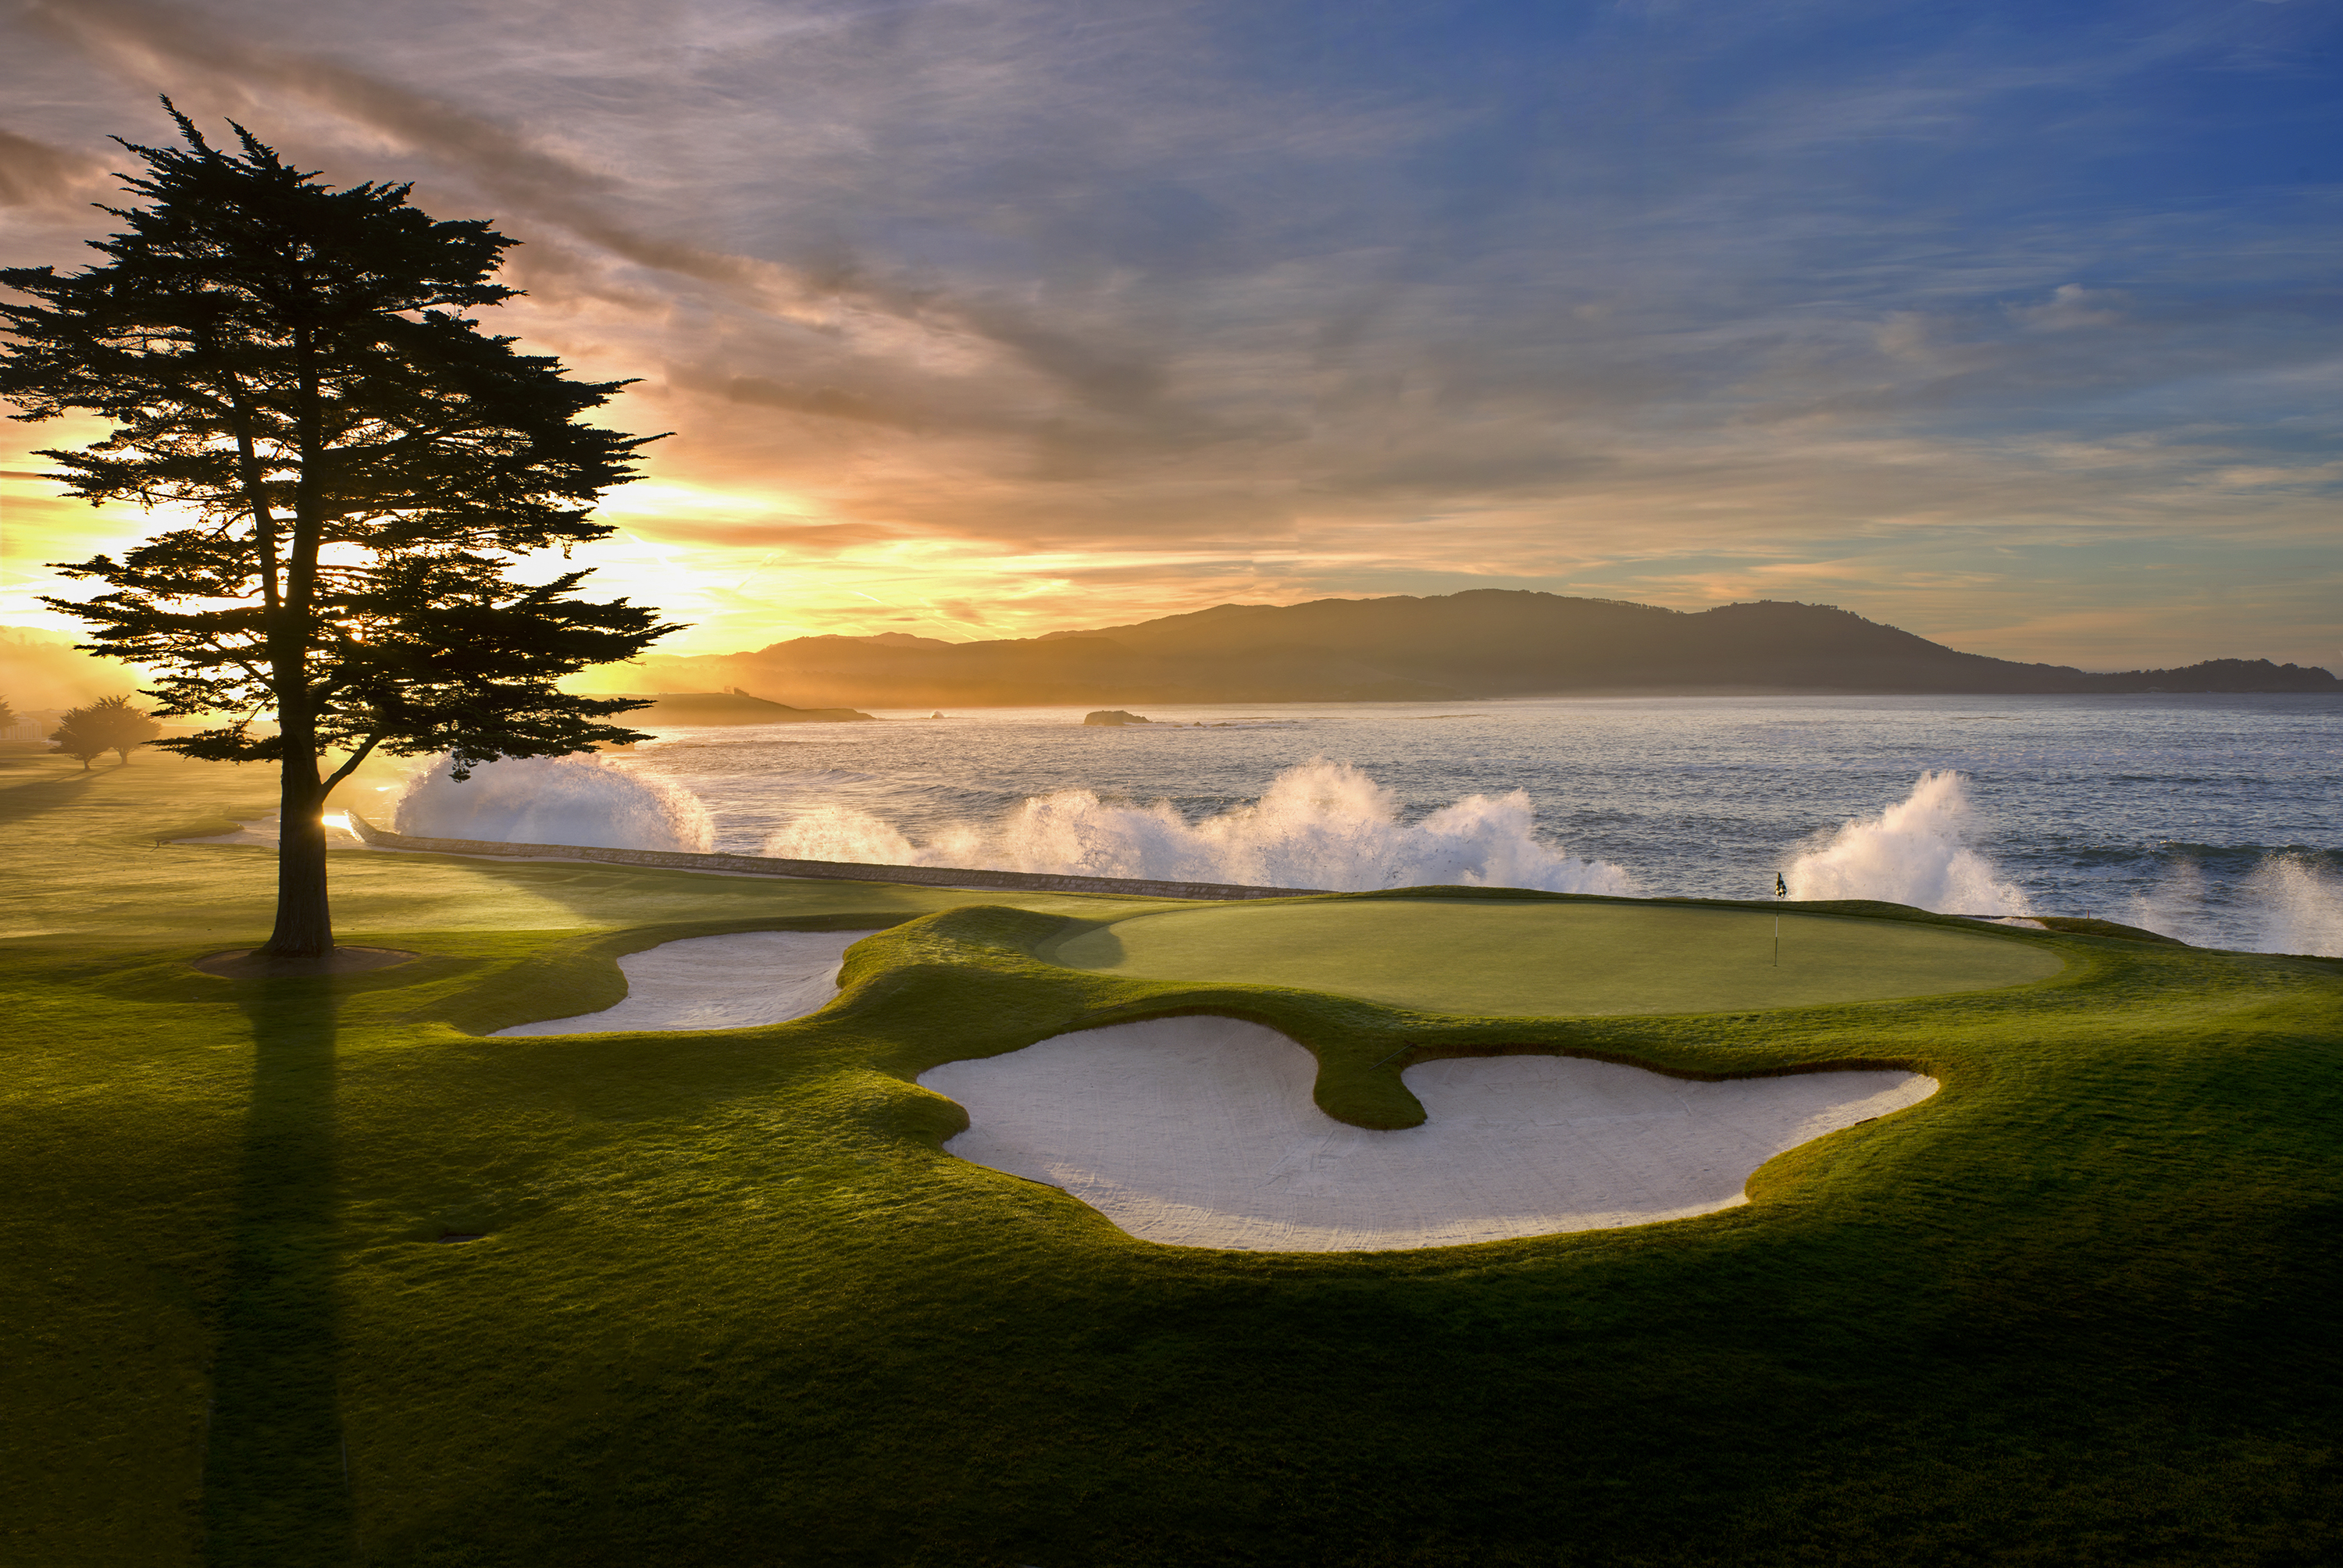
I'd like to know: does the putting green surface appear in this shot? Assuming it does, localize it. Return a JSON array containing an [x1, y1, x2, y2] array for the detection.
[[1047, 898, 2063, 1014]]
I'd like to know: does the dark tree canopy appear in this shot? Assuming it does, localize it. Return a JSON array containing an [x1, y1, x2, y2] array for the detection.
[[0, 104, 680, 956], [61, 693, 165, 762], [48, 709, 109, 770]]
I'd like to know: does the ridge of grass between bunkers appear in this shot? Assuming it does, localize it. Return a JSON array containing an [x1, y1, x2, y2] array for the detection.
[[2, 749, 2339, 1566]]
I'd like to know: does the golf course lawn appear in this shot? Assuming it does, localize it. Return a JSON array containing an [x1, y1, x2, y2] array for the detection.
[[1043, 897, 2063, 1015], [5, 747, 2340, 1566]]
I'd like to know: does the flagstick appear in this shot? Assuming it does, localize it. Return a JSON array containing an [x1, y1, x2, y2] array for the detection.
[[1773, 871, 1786, 968]]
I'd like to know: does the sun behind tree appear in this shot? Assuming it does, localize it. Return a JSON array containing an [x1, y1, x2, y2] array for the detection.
[[0, 102, 679, 960]]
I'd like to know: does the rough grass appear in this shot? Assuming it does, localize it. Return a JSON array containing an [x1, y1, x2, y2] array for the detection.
[[3, 750, 2339, 1566]]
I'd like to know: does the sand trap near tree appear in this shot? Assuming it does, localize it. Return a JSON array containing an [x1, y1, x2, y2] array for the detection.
[[1045, 899, 2059, 1016], [920, 1016, 1936, 1251], [493, 930, 872, 1035]]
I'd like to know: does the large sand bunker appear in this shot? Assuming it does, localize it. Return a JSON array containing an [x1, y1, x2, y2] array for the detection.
[[920, 1016, 1936, 1251], [493, 930, 870, 1035], [1047, 900, 2060, 1016]]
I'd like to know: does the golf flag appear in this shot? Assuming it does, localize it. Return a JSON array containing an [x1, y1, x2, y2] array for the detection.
[[1771, 871, 1786, 966]]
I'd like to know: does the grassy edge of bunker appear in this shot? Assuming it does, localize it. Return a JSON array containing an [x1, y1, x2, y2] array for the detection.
[[776, 893, 2088, 1133], [969, 887, 2075, 1128], [435, 889, 2105, 1139]]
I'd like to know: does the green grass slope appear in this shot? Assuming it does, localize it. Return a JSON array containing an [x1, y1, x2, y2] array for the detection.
[[2, 750, 2339, 1566], [1044, 895, 2063, 1017]]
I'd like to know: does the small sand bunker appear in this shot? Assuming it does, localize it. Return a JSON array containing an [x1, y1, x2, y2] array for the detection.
[[919, 1017, 1935, 1252], [493, 929, 875, 1036]]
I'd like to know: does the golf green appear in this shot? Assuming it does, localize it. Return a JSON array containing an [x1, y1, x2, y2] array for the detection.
[[1045, 897, 2064, 1014]]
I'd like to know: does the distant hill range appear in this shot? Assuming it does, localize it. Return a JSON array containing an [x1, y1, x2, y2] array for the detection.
[[608, 691, 876, 725], [614, 592, 2341, 708]]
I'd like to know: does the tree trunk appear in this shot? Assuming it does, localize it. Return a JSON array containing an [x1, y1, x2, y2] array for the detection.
[[262, 725, 334, 959]]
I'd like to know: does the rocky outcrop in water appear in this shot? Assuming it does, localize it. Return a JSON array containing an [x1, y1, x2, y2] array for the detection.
[[610, 690, 876, 725]]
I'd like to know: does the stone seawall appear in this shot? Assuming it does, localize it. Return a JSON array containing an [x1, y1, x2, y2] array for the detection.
[[343, 813, 1321, 903]]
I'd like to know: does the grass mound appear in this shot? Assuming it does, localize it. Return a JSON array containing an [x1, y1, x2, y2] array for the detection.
[[2032, 912, 2191, 944], [3, 750, 2339, 1565]]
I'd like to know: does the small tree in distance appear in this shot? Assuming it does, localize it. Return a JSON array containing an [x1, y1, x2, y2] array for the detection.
[[83, 693, 164, 761], [1, 104, 679, 959], [48, 703, 113, 769]]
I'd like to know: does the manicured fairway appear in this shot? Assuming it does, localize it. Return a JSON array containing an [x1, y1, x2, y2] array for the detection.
[[1047, 896, 2063, 1014]]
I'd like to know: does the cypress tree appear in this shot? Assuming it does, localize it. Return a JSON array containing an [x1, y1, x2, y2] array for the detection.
[[2, 104, 678, 957]]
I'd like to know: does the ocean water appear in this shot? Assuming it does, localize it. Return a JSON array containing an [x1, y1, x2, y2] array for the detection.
[[380, 694, 2342, 954]]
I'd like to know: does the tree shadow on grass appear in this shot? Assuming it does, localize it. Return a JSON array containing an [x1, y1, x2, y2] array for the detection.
[[201, 980, 355, 1566], [0, 766, 101, 825]]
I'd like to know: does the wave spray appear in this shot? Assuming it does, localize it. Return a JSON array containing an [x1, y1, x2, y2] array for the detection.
[[391, 753, 715, 853], [761, 758, 1633, 894], [2130, 853, 2343, 956], [1784, 771, 2028, 914], [2252, 856, 2343, 956]]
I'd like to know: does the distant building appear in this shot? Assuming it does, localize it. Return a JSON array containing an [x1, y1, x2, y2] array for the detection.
[[4, 709, 64, 743]]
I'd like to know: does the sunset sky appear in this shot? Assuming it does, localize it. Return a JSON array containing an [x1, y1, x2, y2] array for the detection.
[[3, 0, 2340, 670]]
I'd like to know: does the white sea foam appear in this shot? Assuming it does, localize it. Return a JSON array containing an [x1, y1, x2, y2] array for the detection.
[[1783, 771, 2029, 915], [760, 758, 1634, 893], [391, 753, 715, 853]]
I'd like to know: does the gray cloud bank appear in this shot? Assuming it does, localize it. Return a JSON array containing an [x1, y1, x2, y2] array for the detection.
[[2, 0, 2339, 667]]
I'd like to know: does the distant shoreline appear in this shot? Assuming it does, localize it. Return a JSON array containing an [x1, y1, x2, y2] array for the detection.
[[606, 591, 2341, 711], [599, 686, 2343, 716]]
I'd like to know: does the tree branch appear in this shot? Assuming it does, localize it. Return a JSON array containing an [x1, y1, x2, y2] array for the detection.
[[322, 730, 386, 796]]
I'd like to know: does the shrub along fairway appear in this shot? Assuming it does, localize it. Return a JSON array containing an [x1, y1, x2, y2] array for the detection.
[[4, 749, 2341, 1566]]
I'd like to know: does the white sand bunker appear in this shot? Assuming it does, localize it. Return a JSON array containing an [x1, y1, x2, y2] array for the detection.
[[493, 929, 875, 1036], [919, 1017, 1936, 1252]]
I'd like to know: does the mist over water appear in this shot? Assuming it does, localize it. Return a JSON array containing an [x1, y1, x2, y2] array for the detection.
[[380, 695, 2336, 955]]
